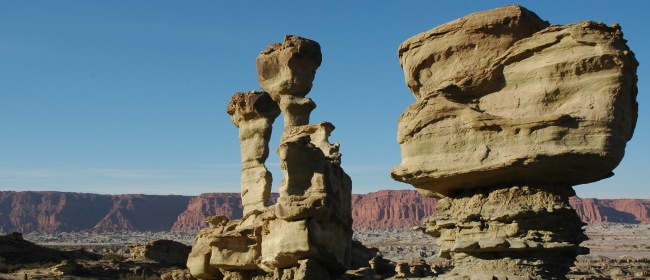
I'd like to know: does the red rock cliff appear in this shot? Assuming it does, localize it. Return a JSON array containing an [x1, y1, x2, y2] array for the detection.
[[0, 192, 190, 233], [570, 197, 650, 224], [170, 193, 243, 232], [352, 190, 437, 230], [1, 191, 649, 233]]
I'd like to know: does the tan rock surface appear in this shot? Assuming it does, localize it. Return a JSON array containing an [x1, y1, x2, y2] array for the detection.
[[187, 35, 351, 280], [391, 5, 638, 279], [418, 185, 588, 278], [257, 35, 321, 128], [398, 5, 549, 100], [227, 91, 280, 217], [392, 6, 638, 197], [257, 35, 321, 99]]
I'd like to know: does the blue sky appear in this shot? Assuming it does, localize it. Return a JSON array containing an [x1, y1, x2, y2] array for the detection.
[[1, 1, 647, 198]]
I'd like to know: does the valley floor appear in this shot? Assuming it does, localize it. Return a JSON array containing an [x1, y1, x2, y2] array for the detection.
[[5, 224, 648, 279], [21, 224, 650, 261]]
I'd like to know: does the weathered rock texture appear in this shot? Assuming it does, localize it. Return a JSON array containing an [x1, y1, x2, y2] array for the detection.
[[257, 35, 321, 127], [392, 5, 638, 279], [421, 185, 588, 278], [392, 6, 638, 197], [187, 35, 352, 280], [227, 91, 280, 217]]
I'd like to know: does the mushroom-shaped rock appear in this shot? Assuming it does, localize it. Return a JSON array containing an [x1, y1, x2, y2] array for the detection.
[[257, 35, 321, 127], [257, 35, 322, 99], [392, 5, 638, 279]]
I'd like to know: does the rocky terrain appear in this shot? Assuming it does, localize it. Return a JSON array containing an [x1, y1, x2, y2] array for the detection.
[[1, 224, 648, 279], [0, 232, 193, 279], [0, 4, 643, 280], [1, 190, 649, 234]]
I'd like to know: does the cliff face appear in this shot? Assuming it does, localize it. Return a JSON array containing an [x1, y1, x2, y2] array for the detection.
[[170, 193, 243, 232], [0, 192, 191, 233], [570, 197, 650, 224], [170, 193, 279, 232], [0, 190, 648, 233], [0, 192, 113, 233], [352, 190, 437, 230], [93, 194, 192, 232]]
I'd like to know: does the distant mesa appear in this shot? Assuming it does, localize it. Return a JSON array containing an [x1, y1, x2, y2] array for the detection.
[[0, 190, 648, 234]]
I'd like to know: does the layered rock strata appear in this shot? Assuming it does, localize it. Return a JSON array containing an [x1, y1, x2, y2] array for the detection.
[[187, 35, 352, 280], [392, 5, 638, 279], [352, 190, 437, 230]]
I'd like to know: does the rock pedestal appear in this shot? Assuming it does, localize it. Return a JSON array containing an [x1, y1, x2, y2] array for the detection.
[[420, 185, 588, 278], [392, 5, 638, 279], [188, 35, 352, 280]]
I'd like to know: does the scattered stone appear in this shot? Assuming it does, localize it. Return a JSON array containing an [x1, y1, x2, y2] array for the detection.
[[128, 239, 191, 266], [161, 269, 197, 280], [49, 260, 80, 276]]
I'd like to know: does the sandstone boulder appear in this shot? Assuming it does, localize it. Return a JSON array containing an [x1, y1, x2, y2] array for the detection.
[[392, 6, 638, 197], [391, 5, 638, 279], [398, 5, 550, 100], [257, 35, 322, 99]]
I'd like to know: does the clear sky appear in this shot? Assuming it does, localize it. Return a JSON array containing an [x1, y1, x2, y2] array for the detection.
[[1, 1, 647, 198]]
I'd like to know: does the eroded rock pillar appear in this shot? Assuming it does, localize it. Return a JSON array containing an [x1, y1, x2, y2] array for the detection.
[[392, 5, 638, 279], [256, 34, 352, 276], [421, 185, 588, 278], [188, 34, 352, 280], [227, 91, 280, 217]]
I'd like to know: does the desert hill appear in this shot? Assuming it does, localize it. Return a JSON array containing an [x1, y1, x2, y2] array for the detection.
[[0, 190, 648, 233]]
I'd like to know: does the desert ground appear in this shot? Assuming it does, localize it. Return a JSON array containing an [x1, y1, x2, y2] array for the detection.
[[0, 224, 647, 279]]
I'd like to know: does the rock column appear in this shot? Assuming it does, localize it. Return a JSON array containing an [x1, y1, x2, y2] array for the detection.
[[421, 185, 588, 278], [392, 5, 638, 279], [256, 34, 352, 276], [226, 91, 280, 217], [188, 35, 352, 280]]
